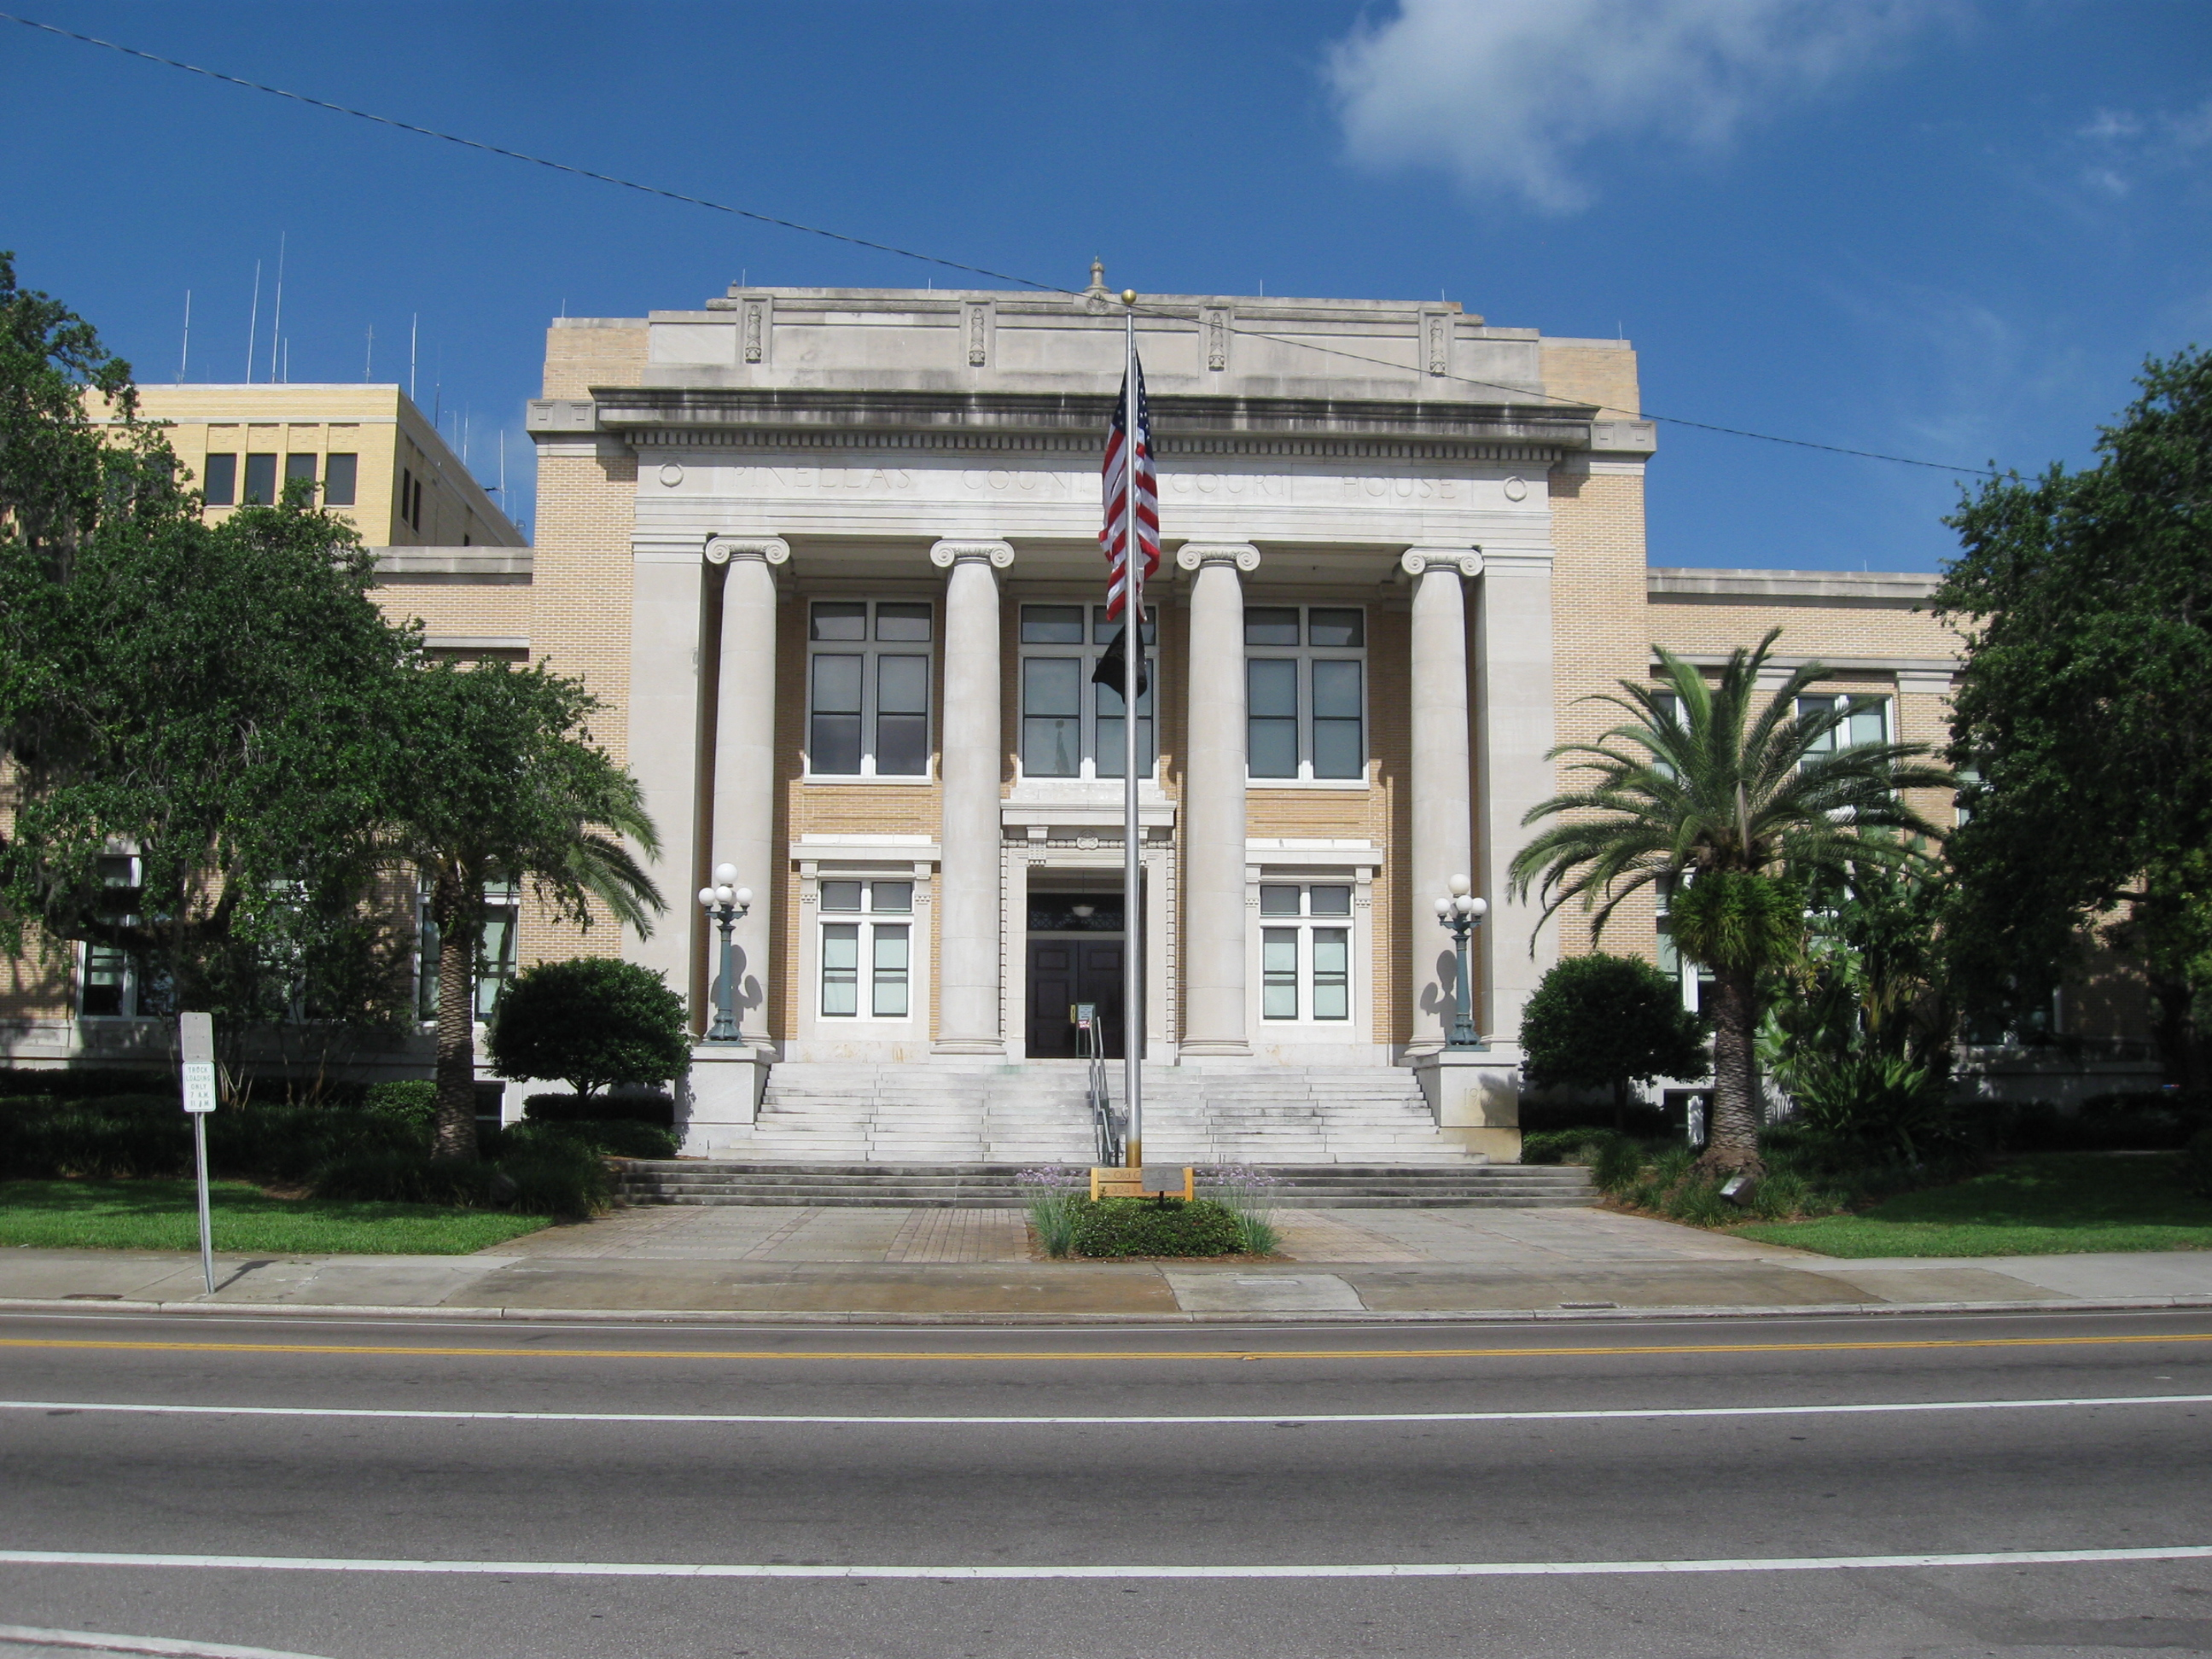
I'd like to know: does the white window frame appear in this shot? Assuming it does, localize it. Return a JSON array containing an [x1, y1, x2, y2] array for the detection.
[[1244, 605, 1368, 787], [77, 854, 164, 1019], [815, 878, 917, 1023], [416, 879, 521, 1025], [804, 598, 936, 783], [1255, 882, 1358, 1024], [1014, 603, 1157, 784], [1797, 692, 1892, 758]]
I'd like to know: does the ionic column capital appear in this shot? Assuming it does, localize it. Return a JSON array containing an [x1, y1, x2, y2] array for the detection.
[[1401, 546, 1483, 579], [1175, 541, 1260, 573], [705, 536, 790, 567], [928, 538, 1015, 570]]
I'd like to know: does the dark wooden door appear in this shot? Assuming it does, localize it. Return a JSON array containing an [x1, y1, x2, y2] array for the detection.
[[1026, 940, 1127, 1057]]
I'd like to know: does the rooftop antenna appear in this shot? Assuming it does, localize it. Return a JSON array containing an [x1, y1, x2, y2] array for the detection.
[[498, 427, 507, 499], [364, 323, 374, 381], [409, 314, 417, 402], [245, 260, 261, 382], [463, 407, 470, 469], [282, 338, 289, 384], [178, 289, 190, 383], [268, 231, 286, 383]]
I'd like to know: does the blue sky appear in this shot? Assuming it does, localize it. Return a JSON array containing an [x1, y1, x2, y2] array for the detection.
[[2, 0, 2206, 569]]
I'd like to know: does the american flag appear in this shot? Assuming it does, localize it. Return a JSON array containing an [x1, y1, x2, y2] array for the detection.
[[1099, 358, 1159, 620]]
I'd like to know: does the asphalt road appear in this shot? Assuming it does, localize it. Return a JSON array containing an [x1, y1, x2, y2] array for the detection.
[[1, 1307, 2209, 1657]]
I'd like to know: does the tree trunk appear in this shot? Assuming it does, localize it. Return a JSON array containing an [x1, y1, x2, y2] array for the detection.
[[1613, 1075, 1630, 1132], [1699, 964, 1765, 1176], [431, 876, 480, 1161]]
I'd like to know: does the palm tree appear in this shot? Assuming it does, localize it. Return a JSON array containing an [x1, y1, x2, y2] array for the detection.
[[389, 661, 665, 1160], [1508, 630, 1953, 1173]]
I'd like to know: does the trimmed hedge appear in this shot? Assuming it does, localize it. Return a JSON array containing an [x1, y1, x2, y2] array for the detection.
[[1068, 1196, 1243, 1258], [2187, 1127, 2212, 1201], [523, 1091, 676, 1127]]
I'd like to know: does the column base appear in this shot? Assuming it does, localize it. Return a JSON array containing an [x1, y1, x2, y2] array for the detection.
[[930, 1038, 1007, 1057], [1412, 1045, 1524, 1164], [678, 1043, 772, 1157], [1176, 1039, 1253, 1067]]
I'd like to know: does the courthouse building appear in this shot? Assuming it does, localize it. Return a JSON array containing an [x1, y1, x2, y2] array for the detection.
[[17, 276, 2033, 1158]]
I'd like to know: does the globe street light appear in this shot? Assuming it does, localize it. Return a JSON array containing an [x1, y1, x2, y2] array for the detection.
[[1432, 872, 1488, 1050], [696, 862, 754, 1044]]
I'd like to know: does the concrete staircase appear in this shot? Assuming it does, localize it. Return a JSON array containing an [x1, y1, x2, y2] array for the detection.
[[619, 1061, 1596, 1207], [615, 1161, 1594, 1209]]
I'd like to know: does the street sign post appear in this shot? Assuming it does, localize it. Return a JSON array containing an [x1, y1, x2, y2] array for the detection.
[[178, 1012, 217, 1294]]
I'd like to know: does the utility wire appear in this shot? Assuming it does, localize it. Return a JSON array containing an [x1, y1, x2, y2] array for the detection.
[[6, 10, 1996, 479]]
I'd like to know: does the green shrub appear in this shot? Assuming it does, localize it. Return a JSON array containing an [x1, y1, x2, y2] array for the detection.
[[512, 1117, 678, 1160], [0, 1068, 173, 1100], [522, 1091, 676, 1127], [0, 1094, 185, 1179], [494, 1141, 614, 1218], [311, 1138, 611, 1219], [364, 1080, 437, 1132], [488, 959, 690, 1103], [1068, 1196, 1243, 1257]]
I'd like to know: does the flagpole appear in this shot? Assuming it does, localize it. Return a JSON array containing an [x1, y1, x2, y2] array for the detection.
[[1121, 292, 1143, 1170]]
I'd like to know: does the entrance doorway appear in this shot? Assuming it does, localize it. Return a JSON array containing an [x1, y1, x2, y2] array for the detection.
[[1025, 890, 1139, 1058]]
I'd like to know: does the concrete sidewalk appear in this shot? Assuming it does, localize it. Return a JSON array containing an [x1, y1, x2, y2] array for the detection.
[[7, 1203, 2212, 1322]]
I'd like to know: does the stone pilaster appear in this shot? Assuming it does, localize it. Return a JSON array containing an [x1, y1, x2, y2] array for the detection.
[[1473, 548, 1558, 1046], [930, 538, 1014, 1056], [705, 535, 789, 1042], [1404, 548, 1481, 1055], [1176, 541, 1260, 1058]]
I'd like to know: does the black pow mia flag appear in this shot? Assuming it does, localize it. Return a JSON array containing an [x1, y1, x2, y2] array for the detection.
[[1090, 620, 1150, 702]]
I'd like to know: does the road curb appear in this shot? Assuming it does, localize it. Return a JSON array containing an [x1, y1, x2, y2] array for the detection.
[[3, 1293, 2211, 1327]]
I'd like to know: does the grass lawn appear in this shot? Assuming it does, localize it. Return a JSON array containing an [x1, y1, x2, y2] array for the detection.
[[1733, 1152, 2212, 1257], [0, 1179, 551, 1254]]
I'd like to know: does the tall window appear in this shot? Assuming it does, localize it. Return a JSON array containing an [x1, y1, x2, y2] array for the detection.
[[78, 855, 170, 1018], [1246, 607, 1365, 781], [807, 601, 933, 777], [1258, 882, 1353, 1022], [819, 880, 913, 1018], [1799, 694, 1890, 756], [1017, 604, 1155, 780], [416, 881, 521, 1022], [242, 452, 278, 505], [284, 453, 318, 497], [323, 453, 358, 507], [202, 453, 237, 507]]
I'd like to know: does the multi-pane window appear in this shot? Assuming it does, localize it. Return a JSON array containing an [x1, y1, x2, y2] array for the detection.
[[1799, 694, 1890, 756], [242, 452, 278, 505], [201, 453, 238, 506], [808, 601, 933, 777], [284, 453, 318, 497], [1258, 883, 1353, 1022], [323, 453, 358, 507], [416, 882, 521, 1022], [78, 855, 170, 1018], [1017, 604, 1155, 780], [819, 880, 913, 1018], [1246, 607, 1365, 781]]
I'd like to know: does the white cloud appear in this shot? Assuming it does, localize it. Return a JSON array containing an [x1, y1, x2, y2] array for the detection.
[[1326, 0, 1931, 213]]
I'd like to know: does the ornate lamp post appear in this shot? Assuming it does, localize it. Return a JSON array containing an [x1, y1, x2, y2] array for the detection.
[[1432, 872, 1488, 1050], [696, 863, 753, 1045]]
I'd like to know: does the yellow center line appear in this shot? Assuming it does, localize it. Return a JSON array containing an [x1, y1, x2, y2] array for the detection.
[[1, 1331, 2210, 1364]]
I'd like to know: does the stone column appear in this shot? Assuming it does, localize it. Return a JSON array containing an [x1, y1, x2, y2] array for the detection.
[[1472, 548, 1558, 1046], [1176, 542, 1260, 1058], [625, 543, 713, 1007], [705, 536, 789, 1041], [1404, 548, 1481, 1056], [930, 538, 1014, 1056]]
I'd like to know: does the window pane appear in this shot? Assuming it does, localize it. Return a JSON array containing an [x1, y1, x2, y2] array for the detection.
[[1310, 885, 1352, 916], [1308, 608, 1364, 648], [1262, 929, 1299, 1019], [1093, 663, 1152, 718], [285, 453, 318, 490], [876, 602, 932, 642], [811, 655, 864, 773], [811, 602, 867, 642], [1245, 607, 1300, 647], [876, 714, 929, 776], [81, 944, 128, 1017], [474, 905, 518, 1021], [1249, 658, 1297, 719], [1313, 928, 1349, 1020], [1249, 718, 1298, 778], [322, 452, 358, 506], [872, 924, 910, 1016], [243, 452, 277, 505], [1313, 719, 1363, 780], [1022, 605, 1086, 644], [878, 655, 928, 714], [1023, 658, 1081, 777], [819, 880, 863, 912], [870, 882, 913, 913], [1260, 885, 1301, 917], [1093, 605, 1155, 644], [202, 453, 237, 505], [1093, 716, 1155, 777], [1313, 661, 1365, 780], [1656, 922, 1681, 976], [1798, 696, 1836, 754], [1312, 659, 1362, 719], [1846, 700, 1887, 748], [821, 924, 859, 1016]]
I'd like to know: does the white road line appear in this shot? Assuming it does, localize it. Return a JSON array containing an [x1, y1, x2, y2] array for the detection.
[[0, 1625, 330, 1659], [0, 1546, 2207, 1580], [1, 1394, 2207, 1427]]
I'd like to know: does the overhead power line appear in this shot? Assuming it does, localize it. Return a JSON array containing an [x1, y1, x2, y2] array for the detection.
[[5, 10, 1996, 479]]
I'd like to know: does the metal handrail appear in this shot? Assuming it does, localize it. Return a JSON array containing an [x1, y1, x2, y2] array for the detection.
[[1081, 1014, 1123, 1167]]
